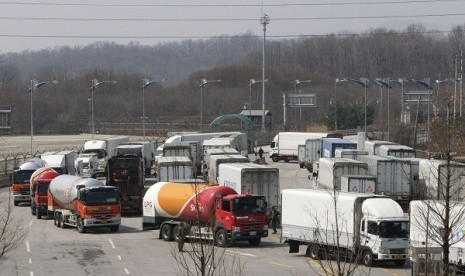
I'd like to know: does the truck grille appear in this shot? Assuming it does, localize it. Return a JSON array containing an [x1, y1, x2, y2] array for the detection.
[[93, 211, 114, 219], [240, 221, 263, 231], [390, 248, 406, 254], [21, 188, 30, 195]]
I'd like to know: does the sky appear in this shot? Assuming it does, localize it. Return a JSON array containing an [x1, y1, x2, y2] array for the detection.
[[1, 0, 465, 54]]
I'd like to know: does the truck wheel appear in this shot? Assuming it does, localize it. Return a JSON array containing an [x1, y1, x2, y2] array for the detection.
[[109, 225, 119, 232], [361, 250, 373, 267], [14, 201, 19, 206], [308, 244, 320, 260], [272, 156, 279, 162], [36, 208, 42, 219], [248, 237, 261, 246], [394, 259, 406, 267], [77, 217, 86, 233], [161, 224, 173, 241], [284, 158, 289, 163], [215, 228, 229, 247], [60, 214, 66, 228], [54, 213, 58, 226], [173, 225, 185, 243]]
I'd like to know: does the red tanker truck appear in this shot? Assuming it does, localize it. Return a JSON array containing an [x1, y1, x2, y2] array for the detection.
[[30, 167, 60, 219], [48, 175, 121, 233], [142, 181, 268, 247]]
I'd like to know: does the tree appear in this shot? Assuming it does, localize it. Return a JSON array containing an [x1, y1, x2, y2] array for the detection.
[[0, 191, 28, 259]]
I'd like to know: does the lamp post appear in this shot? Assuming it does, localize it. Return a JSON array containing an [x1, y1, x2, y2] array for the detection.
[[348, 78, 369, 132], [334, 78, 348, 131], [29, 79, 58, 154], [249, 79, 267, 117], [199, 78, 221, 131], [412, 78, 433, 142], [294, 79, 312, 130], [260, 14, 270, 133], [89, 79, 117, 139], [141, 78, 166, 138]]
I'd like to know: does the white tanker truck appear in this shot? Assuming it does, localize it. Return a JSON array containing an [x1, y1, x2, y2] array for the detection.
[[48, 175, 121, 233]]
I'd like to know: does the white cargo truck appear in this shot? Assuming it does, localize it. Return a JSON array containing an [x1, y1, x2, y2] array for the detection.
[[298, 138, 323, 170], [156, 156, 193, 182], [364, 140, 397, 155], [269, 132, 329, 162], [41, 150, 77, 175], [316, 157, 368, 190], [217, 163, 280, 208], [208, 154, 249, 183], [75, 153, 99, 178], [282, 189, 409, 267], [418, 159, 465, 199], [340, 175, 377, 194], [82, 136, 129, 175], [163, 141, 201, 175], [378, 144, 416, 158]]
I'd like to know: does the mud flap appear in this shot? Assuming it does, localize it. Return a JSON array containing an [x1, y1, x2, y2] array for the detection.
[[289, 240, 300, 253]]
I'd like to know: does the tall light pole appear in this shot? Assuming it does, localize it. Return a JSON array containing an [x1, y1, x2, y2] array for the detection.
[[199, 78, 221, 132], [294, 79, 312, 130], [89, 79, 117, 139], [141, 78, 166, 138], [435, 78, 456, 119], [334, 78, 348, 131], [412, 78, 433, 142], [348, 78, 369, 132], [260, 14, 270, 133], [249, 79, 267, 117], [29, 79, 58, 154]]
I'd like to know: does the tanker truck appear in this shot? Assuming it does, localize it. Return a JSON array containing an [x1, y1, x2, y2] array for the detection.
[[30, 167, 60, 219], [142, 181, 268, 247], [48, 175, 121, 233], [10, 158, 46, 206]]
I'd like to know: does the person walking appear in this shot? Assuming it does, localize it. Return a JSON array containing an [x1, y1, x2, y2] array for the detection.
[[271, 206, 280, 234], [177, 224, 187, 252], [258, 147, 264, 161]]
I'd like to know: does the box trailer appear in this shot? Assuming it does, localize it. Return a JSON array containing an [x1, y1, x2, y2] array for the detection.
[[156, 156, 193, 182], [208, 154, 249, 183], [322, 138, 357, 158], [364, 140, 397, 155], [299, 138, 323, 171], [334, 149, 369, 161], [378, 144, 416, 158], [418, 159, 465, 199], [317, 157, 368, 190], [340, 175, 377, 194], [269, 132, 330, 162]]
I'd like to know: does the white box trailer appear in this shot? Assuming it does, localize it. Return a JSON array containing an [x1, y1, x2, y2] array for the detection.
[[364, 140, 397, 155], [82, 135, 129, 175], [217, 163, 280, 208], [387, 157, 424, 199], [317, 157, 368, 190], [163, 141, 201, 174], [156, 156, 193, 182], [208, 154, 249, 183], [75, 153, 99, 178], [340, 175, 377, 194], [358, 155, 412, 203], [418, 159, 465, 199], [299, 138, 323, 170], [334, 149, 369, 161], [40, 150, 77, 175], [378, 144, 416, 158], [282, 189, 409, 267]]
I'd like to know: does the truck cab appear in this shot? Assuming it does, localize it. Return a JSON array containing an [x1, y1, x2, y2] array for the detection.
[[10, 160, 44, 206], [31, 168, 60, 219]]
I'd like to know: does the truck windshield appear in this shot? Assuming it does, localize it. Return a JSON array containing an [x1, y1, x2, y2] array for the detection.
[[12, 170, 35, 183], [82, 149, 105, 159], [81, 189, 120, 206], [37, 182, 49, 196], [117, 148, 142, 157], [378, 221, 409, 239], [232, 197, 267, 215]]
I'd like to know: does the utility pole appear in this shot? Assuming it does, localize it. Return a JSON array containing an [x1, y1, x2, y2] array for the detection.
[[260, 14, 270, 133]]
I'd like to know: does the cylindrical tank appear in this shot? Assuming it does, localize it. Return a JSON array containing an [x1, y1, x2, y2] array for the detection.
[[49, 175, 102, 207], [143, 182, 237, 222], [19, 160, 42, 171], [30, 167, 59, 184]]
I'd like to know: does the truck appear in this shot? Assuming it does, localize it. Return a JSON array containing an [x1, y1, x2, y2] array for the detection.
[[418, 159, 465, 199], [203, 133, 248, 156], [378, 144, 416, 158], [142, 181, 268, 247], [156, 156, 193, 182], [48, 175, 121, 233], [106, 154, 145, 214], [217, 163, 280, 208], [163, 141, 201, 176], [30, 167, 60, 218], [298, 138, 322, 170], [81, 135, 129, 175], [270, 132, 329, 162], [10, 158, 46, 206], [40, 150, 77, 175], [316, 157, 369, 190], [282, 189, 409, 267], [340, 175, 377, 194], [75, 153, 99, 178], [364, 140, 397, 155], [208, 154, 249, 183], [410, 200, 465, 272], [116, 142, 153, 175], [322, 138, 357, 158]]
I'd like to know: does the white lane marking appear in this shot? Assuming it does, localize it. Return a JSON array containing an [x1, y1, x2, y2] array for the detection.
[[29, 258, 32, 264], [124, 268, 130, 274], [118, 255, 122, 261], [108, 239, 116, 249], [267, 261, 293, 268], [29, 219, 33, 227], [26, 241, 30, 253], [225, 250, 256, 257]]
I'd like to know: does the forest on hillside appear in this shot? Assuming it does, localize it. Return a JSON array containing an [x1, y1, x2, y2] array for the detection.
[[1, 24, 464, 137]]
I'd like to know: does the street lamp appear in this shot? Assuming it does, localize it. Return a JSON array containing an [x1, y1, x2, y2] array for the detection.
[[89, 79, 117, 139], [411, 78, 433, 142], [249, 79, 268, 117], [435, 78, 457, 119], [294, 79, 312, 130], [334, 78, 348, 131], [260, 14, 270, 133], [348, 78, 369, 132], [199, 78, 221, 131], [28, 79, 58, 154], [141, 78, 166, 138]]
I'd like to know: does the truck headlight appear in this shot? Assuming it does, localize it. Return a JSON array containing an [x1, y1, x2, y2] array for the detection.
[[379, 247, 390, 254], [233, 227, 240, 232]]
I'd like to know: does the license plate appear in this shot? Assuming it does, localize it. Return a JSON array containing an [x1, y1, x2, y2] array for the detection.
[[394, 254, 403, 260], [101, 219, 107, 224], [250, 231, 256, 236]]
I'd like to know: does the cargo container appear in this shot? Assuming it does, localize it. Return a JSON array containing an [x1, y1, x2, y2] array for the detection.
[[364, 140, 397, 155], [334, 149, 369, 160], [298, 138, 323, 171], [156, 156, 193, 182], [208, 154, 249, 183], [378, 144, 416, 158], [322, 138, 357, 158], [418, 159, 465, 199], [317, 157, 368, 190], [40, 150, 77, 175], [340, 175, 377, 194]]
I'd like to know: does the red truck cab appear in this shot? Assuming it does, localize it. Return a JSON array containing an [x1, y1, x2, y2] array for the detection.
[[31, 168, 60, 219]]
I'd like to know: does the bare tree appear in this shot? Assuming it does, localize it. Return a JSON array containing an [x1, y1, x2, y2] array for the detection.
[[0, 189, 27, 259]]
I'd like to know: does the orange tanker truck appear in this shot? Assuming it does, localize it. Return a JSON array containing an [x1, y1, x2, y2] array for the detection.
[[142, 181, 268, 247], [30, 167, 60, 219], [48, 175, 121, 233], [10, 158, 46, 206]]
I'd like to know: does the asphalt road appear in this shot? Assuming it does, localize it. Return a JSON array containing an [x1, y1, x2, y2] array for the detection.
[[0, 135, 411, 275]]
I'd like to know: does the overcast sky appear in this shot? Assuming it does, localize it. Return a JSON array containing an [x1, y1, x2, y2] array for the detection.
[[1, 0, 465, 54]]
